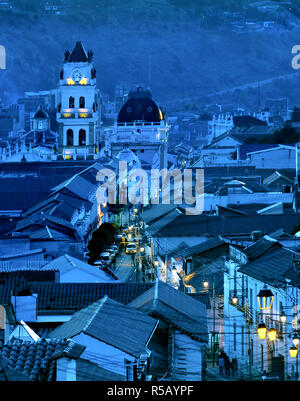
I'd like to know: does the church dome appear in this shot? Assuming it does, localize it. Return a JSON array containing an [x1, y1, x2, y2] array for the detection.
[[117, 86, 164, 124]]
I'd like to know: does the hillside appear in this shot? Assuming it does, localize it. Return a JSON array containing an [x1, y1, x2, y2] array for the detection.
[[0, 0, 300, 111]]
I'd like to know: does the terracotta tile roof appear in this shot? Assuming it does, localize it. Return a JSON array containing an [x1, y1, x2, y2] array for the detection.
[[50, 340, 86, 360], [0, 338, 65, 381]]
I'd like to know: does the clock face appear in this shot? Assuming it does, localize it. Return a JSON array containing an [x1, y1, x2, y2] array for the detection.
[[71, 68, 83, 82]]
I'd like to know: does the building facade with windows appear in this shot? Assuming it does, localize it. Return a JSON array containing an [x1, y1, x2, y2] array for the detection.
[[56, 41, 101, 160], [223, 239, 300, 380]]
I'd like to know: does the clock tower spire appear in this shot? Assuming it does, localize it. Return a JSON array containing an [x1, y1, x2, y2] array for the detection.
[[56, 41, 100, 159]]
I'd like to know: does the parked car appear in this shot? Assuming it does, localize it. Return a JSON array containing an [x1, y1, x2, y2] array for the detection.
[[110, 244, 119, 253], [114, 234, 123, 242], [126, 243, 137, 254], [105, 247, 117, 257], [94, 260, 104, 266], [99, 252, 112, 261]]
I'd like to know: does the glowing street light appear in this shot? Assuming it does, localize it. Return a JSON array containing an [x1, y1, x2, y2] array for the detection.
[[231, 291, 238, 305], [257, 322, 267, 340], [292, 332, 300, 347], [268, 328, 277, 342], [280, 310, 287, 324], [203, 278, 209, 289], [257, 284, 274, 311], [290, 346, 298, 358]]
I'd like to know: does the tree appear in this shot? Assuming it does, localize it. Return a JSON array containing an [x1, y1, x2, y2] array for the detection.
[[245, 124, 300, 145], [87, 223, 116, 264]]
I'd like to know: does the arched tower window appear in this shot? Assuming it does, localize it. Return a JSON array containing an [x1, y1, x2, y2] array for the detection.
[[79, 96, 85, 108], [67, 129, 74, 146], [69, 96, 75, 108], [79, 129, 86, 146]]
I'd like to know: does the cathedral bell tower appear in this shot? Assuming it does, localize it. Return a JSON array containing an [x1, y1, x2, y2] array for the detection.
[[56, 41, 100, 159]]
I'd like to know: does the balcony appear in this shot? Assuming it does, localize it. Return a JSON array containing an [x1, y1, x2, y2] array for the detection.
[[57, 109, 96, 119], [117, 121, 161, 127]]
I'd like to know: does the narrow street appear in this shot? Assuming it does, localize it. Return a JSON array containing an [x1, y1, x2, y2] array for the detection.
[[114, 251, 137, 282]]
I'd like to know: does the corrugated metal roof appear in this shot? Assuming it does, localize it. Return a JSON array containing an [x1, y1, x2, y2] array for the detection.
[[238, 247, 300, 286], [41, 254, 117, 283], [244, 236, 280, 260], [128, 280, 208, 343], [0, 280, 154, 314], [150, 213, 300, 238], [49, 296, 158, 358]]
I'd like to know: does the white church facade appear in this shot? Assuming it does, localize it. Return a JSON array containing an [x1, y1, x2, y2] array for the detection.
[[104, 85, 169, 170], [56, 41, 101, 159]]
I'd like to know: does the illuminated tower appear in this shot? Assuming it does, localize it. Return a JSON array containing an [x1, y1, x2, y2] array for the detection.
[[56, 41, 100, 159]]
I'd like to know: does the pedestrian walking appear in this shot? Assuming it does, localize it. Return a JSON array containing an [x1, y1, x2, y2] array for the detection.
[[231, 358, 238, 377], [217, 352, 225, 376], [223, 352, 231, 377]]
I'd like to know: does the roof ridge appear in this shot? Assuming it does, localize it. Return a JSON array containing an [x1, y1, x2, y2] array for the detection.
[[64, 254, 77, 268], [83, 295, 109, 332]]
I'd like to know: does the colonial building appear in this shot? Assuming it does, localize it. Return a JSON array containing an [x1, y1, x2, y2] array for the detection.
[[106, 85, 169, 170], [0, 105, 57, 162], [22, 105, 57, 150], [56, 41, 100, 160]]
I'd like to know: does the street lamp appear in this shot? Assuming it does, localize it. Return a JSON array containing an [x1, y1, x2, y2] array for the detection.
[[140, 247, 145, 253], [257, 322, 267, 340], [154, 260, 159, 267], [231, 292, 238, 306], [280, 310, 287, 324], [203, 277, 209, 289], [257, 284, 274, 311], [268, 328, 277, 342], [289, 346, 298, 358], [292, 332, 300, 347]]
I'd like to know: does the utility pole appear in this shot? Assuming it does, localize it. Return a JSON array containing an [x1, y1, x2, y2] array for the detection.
[[248, 324, 252, 380], [212, 276, 216, 368]]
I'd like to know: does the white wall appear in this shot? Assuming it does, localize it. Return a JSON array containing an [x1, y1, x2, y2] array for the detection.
[[172, 331, 203, 380], [223, 254, 297, 379], [73, 332, 134, 378], [249, 147, 295, 169], [56, 357, 76, 381]]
